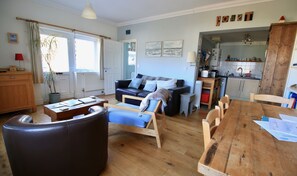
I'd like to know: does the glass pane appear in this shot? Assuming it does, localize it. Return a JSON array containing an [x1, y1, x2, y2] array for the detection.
[[75, 38, 97, 71], [40, 34, 69, 72]]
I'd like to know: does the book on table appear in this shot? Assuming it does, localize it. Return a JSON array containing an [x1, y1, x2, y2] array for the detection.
[[60, 99, 82, 107], [78, 97, 96, 104]]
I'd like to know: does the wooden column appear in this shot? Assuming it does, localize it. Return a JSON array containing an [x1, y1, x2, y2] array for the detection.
[[260, 22, 297, 96]]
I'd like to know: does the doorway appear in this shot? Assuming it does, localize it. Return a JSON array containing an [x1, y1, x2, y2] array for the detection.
[[123, 40, 137, 79]]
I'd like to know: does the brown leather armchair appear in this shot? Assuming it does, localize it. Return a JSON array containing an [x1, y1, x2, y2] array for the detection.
[[2, 106, 108, 176]]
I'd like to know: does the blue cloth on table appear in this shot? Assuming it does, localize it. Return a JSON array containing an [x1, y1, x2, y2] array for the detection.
[[107, 100, 159, 128]]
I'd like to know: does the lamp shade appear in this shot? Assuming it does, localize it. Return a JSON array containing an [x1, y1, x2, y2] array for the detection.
[[187, 51, 196, 63], [81, 1, 97, 19], [15, 53, 24, 61]]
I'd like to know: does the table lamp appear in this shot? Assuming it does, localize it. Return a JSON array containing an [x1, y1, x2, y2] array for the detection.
[[15, 53, 24, 69]]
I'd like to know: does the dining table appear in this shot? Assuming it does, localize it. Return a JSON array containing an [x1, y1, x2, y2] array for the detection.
[[198, 100, 297, 176]]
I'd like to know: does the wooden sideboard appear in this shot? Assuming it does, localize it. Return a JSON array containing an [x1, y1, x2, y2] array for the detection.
[[0, 71, 36, 114]]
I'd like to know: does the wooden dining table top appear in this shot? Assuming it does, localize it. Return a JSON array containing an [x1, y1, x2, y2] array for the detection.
[[198, 100, 297, 176]]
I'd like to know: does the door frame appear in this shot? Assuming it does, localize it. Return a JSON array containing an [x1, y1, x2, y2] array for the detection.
[[121, 39, 137, 79]]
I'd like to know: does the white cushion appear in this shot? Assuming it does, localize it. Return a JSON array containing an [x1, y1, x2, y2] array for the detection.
[[143, 80, 157, 92], [157, 79, 177, 90]]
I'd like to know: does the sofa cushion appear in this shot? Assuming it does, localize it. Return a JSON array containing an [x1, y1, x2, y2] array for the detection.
[[128, 78, 142, 89], [116, 88, 142, 96], [143, 80, 157, 92], [157, 79, 177, 90], [137, 90, 152, 98], [140, 75, 157, 85]]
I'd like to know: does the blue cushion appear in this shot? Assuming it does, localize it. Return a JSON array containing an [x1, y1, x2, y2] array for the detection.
[[107, 100, 159, 128], [128, 78, 142, 89]]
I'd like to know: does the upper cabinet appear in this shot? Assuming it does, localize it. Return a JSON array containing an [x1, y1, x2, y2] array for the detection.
[[259, 22, 297, 96]]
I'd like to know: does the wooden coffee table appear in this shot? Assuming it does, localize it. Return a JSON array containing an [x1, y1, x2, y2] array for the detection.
[[44, 98, 108, 121]]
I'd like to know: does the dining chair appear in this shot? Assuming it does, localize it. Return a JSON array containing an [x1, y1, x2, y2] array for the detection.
[[250, 93, 294, 108], [202, 106, 220, 150], [218, 94, 230, 119]]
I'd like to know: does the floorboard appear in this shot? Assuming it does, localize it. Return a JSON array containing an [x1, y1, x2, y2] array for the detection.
[[0, 94, 209, 176]]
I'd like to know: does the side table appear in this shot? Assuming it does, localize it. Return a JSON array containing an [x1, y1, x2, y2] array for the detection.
[[180, 93, 195, 117]]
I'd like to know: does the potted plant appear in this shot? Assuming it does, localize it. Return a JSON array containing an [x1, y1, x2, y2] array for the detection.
[[41, 35, 60, 103]]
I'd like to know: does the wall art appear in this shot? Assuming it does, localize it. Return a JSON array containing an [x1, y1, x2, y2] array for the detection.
[[162, 40, 183, 57], [216, 16, 221, 26], [222, 16, 229, 23], [237, 14, 243, 21], [145, 41, 162, 57], [230, 15, 236, 22], [7, 32, 18, 44], [244, 11, 254, 21]]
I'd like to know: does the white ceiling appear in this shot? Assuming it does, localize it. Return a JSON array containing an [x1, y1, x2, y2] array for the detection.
[[37, 0, 273, 26]]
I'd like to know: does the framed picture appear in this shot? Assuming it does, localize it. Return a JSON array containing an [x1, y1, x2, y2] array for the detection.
[[7, 33, 18, 43], [216, 16, 221, 26], [237, 14, 243, 21], [244, 11, 254, 21], [162, 40, 183, 57], [222, 16, 229, 23], [230, 15, 236, 22], [145, 41, 162, 57]]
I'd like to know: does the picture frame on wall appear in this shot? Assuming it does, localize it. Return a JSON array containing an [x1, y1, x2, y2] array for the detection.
[[162, 40, 183, 57], [7, 32, 18, 43], [145, 41, 162, 57]]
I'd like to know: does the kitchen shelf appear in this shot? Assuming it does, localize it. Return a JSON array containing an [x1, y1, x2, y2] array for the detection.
[[198, 77, 221, 109], [225, 60, 263, 63]]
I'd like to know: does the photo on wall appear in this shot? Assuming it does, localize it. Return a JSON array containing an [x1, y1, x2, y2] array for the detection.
[[145, 41, 162, 57], [162, 40, 183, 57]]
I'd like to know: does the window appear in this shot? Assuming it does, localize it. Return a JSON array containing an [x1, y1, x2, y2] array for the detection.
[[75, 37, 99, 72], [40, 27, 100, 73], [40, 34, 69, 72]]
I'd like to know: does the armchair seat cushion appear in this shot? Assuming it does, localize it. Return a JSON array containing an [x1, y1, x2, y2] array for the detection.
[[108, 103, 151, 128]]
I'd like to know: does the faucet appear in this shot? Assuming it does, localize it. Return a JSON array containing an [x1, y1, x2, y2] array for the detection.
[[237, 67, 243, 77]]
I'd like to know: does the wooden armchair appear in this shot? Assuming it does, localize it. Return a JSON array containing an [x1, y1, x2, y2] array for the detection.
[[202, 106, 220, 150], [104, 95, 166, 148], [218, 94, 230, 119], [250, 93, 294, 108]]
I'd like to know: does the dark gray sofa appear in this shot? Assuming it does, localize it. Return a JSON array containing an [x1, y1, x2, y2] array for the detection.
[[115, 74, 190, 116]]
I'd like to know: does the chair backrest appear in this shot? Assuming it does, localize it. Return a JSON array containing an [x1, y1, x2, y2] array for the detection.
[[2, 106, 108, 176], [202, 106, 220, 150], [250, 93, 294, 108], [218, 94, 230, 119]]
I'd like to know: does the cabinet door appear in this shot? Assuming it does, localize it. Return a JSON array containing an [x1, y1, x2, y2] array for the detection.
[[240, 79, 260, 100], [226, 78, 241, 99]]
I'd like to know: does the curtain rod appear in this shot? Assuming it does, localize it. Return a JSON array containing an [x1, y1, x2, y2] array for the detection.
[[16, 17, 111, 39]]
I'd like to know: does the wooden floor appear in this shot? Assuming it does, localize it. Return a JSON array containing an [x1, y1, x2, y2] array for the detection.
[[0, 94, 209, 176]]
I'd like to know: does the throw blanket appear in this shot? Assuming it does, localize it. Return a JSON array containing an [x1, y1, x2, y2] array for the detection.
[[139, 88, 171, 113]]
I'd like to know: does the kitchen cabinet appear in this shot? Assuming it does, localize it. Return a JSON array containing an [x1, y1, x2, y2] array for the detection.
[[226, 77, 260, 100], [260, 22, 297, 96]]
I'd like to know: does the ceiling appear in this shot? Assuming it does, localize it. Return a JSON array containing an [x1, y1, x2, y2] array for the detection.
[[36, 0, 273, 26]]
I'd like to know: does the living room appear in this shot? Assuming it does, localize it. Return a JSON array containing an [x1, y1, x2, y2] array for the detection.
[[1, 0, 297, 175]]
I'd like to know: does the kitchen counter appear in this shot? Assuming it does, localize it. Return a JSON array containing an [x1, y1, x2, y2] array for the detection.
[[220, 75, 261, 80]]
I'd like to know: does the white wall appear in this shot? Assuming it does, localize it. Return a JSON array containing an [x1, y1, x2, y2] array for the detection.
[[117, 0, 297, 92], [0, 0, 117, 104]]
